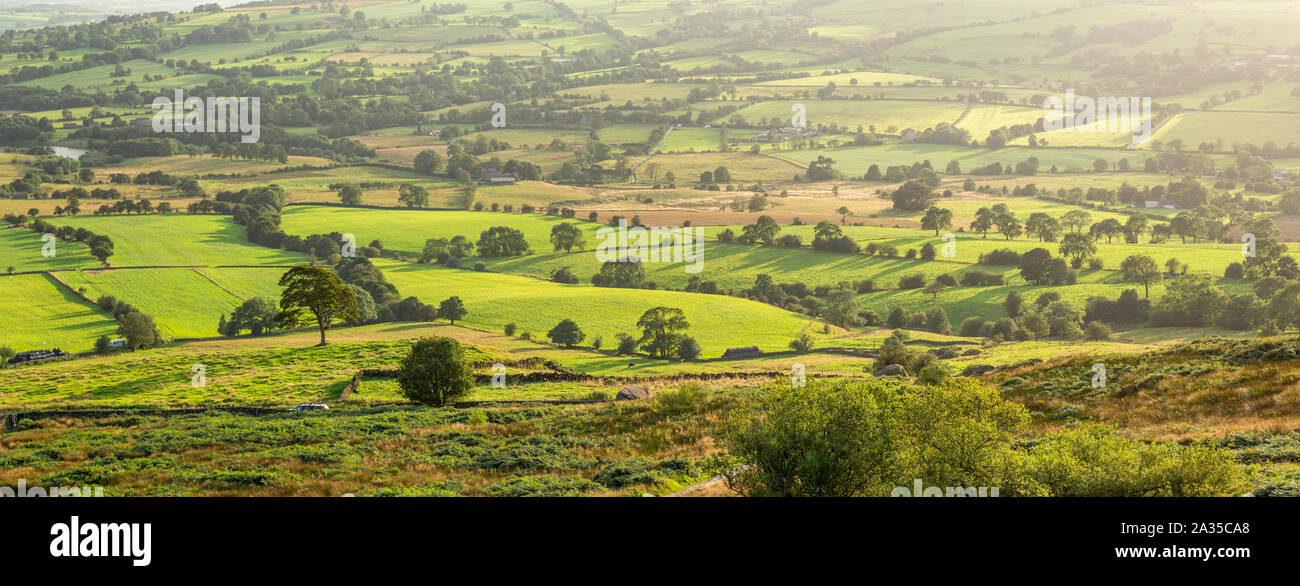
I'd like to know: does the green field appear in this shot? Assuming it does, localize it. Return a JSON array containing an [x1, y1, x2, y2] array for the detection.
[[56, 215, 307, 267], [729, 100, 969, 134], [0, 227, 100, 273], [54, 267, 287, 340], [0, 273, 117, 354], [280, 206, 607, 258], [1153, 111, 1300, 147], [774, 144, 1153, 175], [378, 259, 819, 354]]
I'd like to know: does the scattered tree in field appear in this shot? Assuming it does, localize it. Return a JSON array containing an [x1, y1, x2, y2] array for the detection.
[[397, 337, 475, 407], [438, 296, 467, 324], [923, 279, 947, 300], [1025, 212, 1060, 242], [636, 306, 690, 359], [1120, 254, 1162, 298], [276, 265, 360, 346], [1058, 232, 1096, 268], [822, 289, 861, 328], [88, 235, 114, 264], [398, 184, 429, 208], [970, 207, 995, 238], [676, 336, 702, 361], [228, 296, 280, 336], [413, 150, 443, 176], [337, 184, 362, 205], [117, 311, 162, 350], [549, 222, 586, 252], [476, 226, 529, 257], [890, 180, 935, 211], [1004, 290, 1024, 317], [1061, 210, 1091, 233], [920, 206, 952, 236], [547, 318, 585, 347], [346, 285, 377, 325], [591, 260, 645, 288]]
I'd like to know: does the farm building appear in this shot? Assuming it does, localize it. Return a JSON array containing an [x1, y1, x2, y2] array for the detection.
[[478, 168, 517, 185], [722, 346, 763, 358]]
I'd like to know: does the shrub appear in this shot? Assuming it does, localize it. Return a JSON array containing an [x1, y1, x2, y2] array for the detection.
[[960, 270, 1004, 286], [504, 323, 517, 335], [898, 273, 926, 289], [676, 336, 702, 360], [960, 317, 986, 337], [915, 363, 950, 386], [1084, 321, 1112, 341], [978, 248, 1021, 265], [1023, 425, 1245, 496], [615, 333, 637, 355], [397, 337, 476, 406]]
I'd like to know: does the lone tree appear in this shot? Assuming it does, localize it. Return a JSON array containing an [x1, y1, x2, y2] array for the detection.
[[88, 235, 114, 265], [636, 306, 690, 359], [549, 222, 586, 252], [1058, 232, 1096, 268], [397, 337, 476, 407], [1120, 254, 1162, 298], [276, 265, 359, 346], [117, 311, 162, 350], [438, 296, 467, 324], [920, 206, 953, 236], [337, 184, 363, 205], [547, 318, 585, 347]]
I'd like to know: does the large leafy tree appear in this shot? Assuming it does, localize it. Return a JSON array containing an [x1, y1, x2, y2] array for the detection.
[[591, 260, 645, 288], [398, 184, 429, 208], [397, 337, 475, 407], [229, 296, 280, 336], [1155, 274, 1230, 334], [547, 318, 585, 347], [412, 150, 443, 176], [1089, 218, 1125, 243], [337, 184, 362, 205], [438, 296, 467, 324], [970, 207, 995, 238], [1061, 209, 1092, 233], [549, 222, 586, 252], [1058, 232, 1097, 268], [276, 265, 359, 346], [920, 206, 952, 236], [738, 215, 781, 245], [890, 179, 934, 211], [1025, 212, 1060, 242], [636, 306, 690, 359], [1018, 248, 1055, 285], [1120, 254, 1162, 298], [476, 226, 529, 257], [117, 311, 162, 350]]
